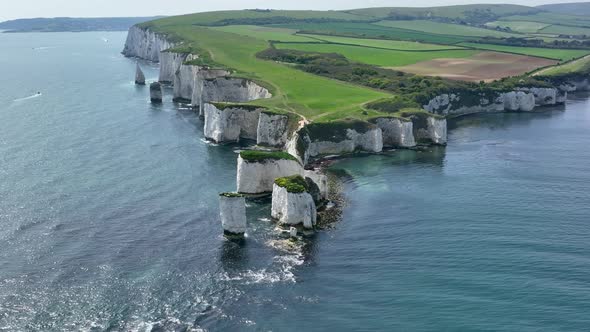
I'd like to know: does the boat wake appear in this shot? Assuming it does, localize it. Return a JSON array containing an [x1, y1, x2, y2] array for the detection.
[[13, 93, 42, 102]]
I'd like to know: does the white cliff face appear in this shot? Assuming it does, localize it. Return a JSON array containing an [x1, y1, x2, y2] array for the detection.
[[304, 170, 328, 201], [201, 78, 271, 108], [427, 117, 447, 145], [257, 113, 290, 147], [203, 103, 262, 143], [524, 87, 557, 106], [122, 26, 174, 62], [159, 51, 187, 83], [503, 91, 535, 111], [219, 195, 247, 235], [285, 131, 306, 165], [173, 54, 199, 102], [193, 69, 231, 113], [236, 156, 303, 194], [306, 128, 383, 158], [423, 88, 564, 116], [373, 118, 416, 148], [271, 184, 317, 229]]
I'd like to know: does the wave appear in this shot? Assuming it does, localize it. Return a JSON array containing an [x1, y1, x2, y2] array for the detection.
[[32, 46, 55, 51]]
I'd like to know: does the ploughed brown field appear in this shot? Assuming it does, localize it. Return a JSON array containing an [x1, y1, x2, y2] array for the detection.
[[393, 51, 558, 82]]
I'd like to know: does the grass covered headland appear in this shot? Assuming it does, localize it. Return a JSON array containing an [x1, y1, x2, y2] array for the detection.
[[136, 5, 590, 123]]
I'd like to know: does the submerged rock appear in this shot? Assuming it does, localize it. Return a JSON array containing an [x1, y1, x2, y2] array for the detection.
[[150, 82, 162, 103], [219, 193, 247, 237], [135, 64, 146, 85]]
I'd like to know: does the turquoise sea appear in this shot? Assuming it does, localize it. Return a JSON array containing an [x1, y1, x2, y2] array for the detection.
[[0, 32, 589, 331]]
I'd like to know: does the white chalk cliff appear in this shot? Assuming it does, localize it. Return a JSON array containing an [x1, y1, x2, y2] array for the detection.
[[203, 104, 262, 143], [257, 112, 290, 147], [305, 128, 383, 159], [271, 184, 317, 229], [236, 155, 303, 194], [122, 26, 174, 62], [372, 118, 416, 148]]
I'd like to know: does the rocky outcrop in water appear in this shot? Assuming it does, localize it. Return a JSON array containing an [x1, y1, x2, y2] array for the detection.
[[219, 193, 247, 237], [271, 181, 317, 229], [150, 82, 162, 103], [135, 64, 145, 85], [122, 26, 174, 62], [236, 154, 303, 194]]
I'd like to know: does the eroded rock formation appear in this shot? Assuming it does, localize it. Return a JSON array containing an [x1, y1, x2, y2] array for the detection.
[[150, 82, 162, 103], [135, 64, 146, 85], [219, 193, 247, 237], [236, 155, 303, 194], [271, 182, 317, 229]]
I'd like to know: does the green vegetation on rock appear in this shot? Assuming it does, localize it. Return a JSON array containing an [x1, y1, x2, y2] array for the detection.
[[275, 175, 309, 193], [240, 150, 298, 162]]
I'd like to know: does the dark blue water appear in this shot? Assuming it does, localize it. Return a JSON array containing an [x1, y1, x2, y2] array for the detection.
[[1, 32, 589, 331]]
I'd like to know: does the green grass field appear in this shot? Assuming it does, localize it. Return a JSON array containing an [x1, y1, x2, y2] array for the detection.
[[539, 24, 590, 36], [138, 6, 590, 122], [297, 34, 466, 50], [485, 20, 550, 33], [376, 20, 520, 38], [275, 42, 479, 67], [274, 22, 471, 44], [502, 12, 590, 27], [534, 55, 590, 76], [210, 25, 316, 42], [459, 42, 590, 61], [347, 4, 538, 20], [154, 25, 389, 120]]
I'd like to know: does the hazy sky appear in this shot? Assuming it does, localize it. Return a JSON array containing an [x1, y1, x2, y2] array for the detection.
[[0, 0, 570, 21]]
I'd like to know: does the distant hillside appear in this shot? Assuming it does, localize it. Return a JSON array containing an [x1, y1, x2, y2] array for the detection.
[[0, 17, 163, 33], [537, 2, 590, 16]]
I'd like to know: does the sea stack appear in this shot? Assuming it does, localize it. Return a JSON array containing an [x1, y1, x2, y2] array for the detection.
[[271, 175, 317, 229], [135, 64, 146, 85], [150, 82, 163, 103], [219, 193, 247, 238]]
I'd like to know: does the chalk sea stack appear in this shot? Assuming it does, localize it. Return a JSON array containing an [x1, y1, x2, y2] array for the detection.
[[150, 82, 162, 103], [135, 64, 145, 85], [219, 193, 247, 238], [271, 175, 317, 229]]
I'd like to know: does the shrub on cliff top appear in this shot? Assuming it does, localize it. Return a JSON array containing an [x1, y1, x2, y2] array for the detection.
[[240, 150, 298, 163], [303, 119, 376, 143], [275, 175, 309, 193]]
